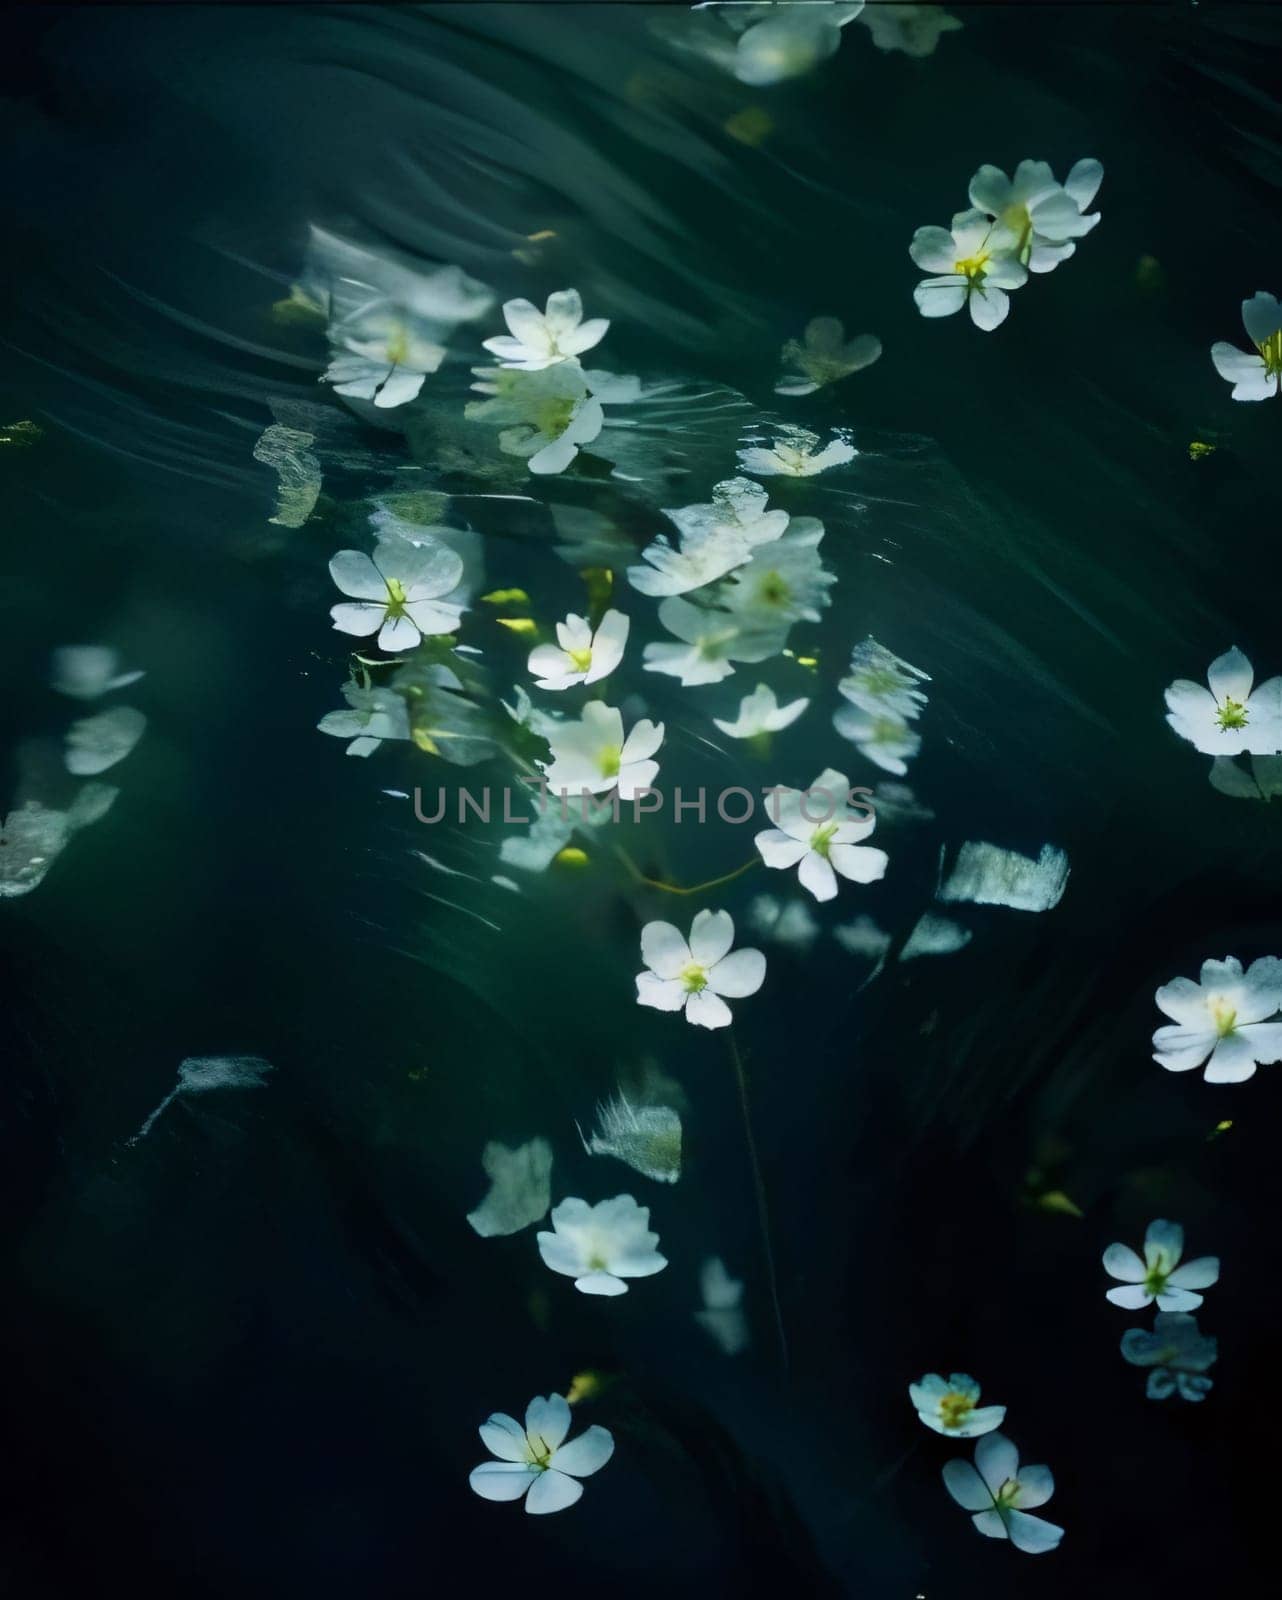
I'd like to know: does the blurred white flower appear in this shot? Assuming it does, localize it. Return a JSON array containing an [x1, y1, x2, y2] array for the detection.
[[1209, 752, 1282, 802], [719, 516, 836, 625], [1120, 1312, 1218, 1402], [528, 609, 629, 690], [627, 477, 788, 598], [909, 1373, 1006, 1439], [695, 1256, 749, 1355], [775, 317, 881, 396], [732, 2, 864, 86], [860, 3, 961, 57], [465, 364, 605, 475], [943, 1433, 1064, 1555], [469, 1393, 613, 1513], [636, 908, 766, 1030], [1152, 954, 1282, 1082], [536, 1195, 667, 1296], [967, 159, 1103, 273], [539, 700, 664, 800], [910, 210, 1027, 330], [1211, 291, 1282, 401], [329, 543, 465, 652], [737, 425, 856, 477], [712, 683, 809, 738], [1165, 646, 1282, 756], [746, 892, 821, 952], [51, 645, 143, 700], [832, 705, 921, 774], [834, 637, 930, 773], [642, 597, 788, 687], [755, 766, 886, 902], [482, 288, 609, 371], [64, 706, 146, 776], [317, 680, 411, 757], [466, 1138, 553, 1238], [1103, 1219, 1220, 1312]]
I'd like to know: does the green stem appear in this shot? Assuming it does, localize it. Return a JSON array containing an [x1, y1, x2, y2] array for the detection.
[[614, 846, 760, 897], [728, 1029, 789, 1378]]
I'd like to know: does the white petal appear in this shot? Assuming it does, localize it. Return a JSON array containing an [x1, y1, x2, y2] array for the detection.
[[378, 613, 421, 652], [971, 1510, 1009, 1541], [1102, 1242, 1145, 1282], [974, 1433, 1020, 1495], [330, 602, 384, 637], [797, 850, 838, 902], [1005, 1509, 1064, 1554], [1012, 1464, 1055, 1509], [1105, 1284, 1153, 1310], [1166, 1256, 1219, 1291], [755, 829, 810, 870], [942, 1459, 993, 1512], [1241, 290, 1282, 347], [688, 908, 735, 967], [621, 717, 664, 763], [641, 921, 690, 979], [1203, 1030, 1260, 1083], [527, 436, 580, 475], [829, 843, 888, 884], [329, 549, 386, 600], [707, 948, 766, 998], [479, 1414, 530, 1463], [574, 1271, 629, 1296], [913, 278, 967, 318], [403, 599, 462, 637], [1064, 157, 1104, 210], [524, 1469, 583, 1514], [684, 989, 733, 1029], [469, 1463, 537, 1502], [635, 973, 686, 1012], [909, 226, 960, 273], [1207, 645, 1254, 704], [552, 1426, 614, 1479], [524, 1394, 572, 1450], [969, 284, 1010, 332]]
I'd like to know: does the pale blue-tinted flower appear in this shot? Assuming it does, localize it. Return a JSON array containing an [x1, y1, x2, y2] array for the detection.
[[718, 517, 835, 625], [317, 680, 411, 757], [910, 210, 1027, 330], [1103, 1219, 1220, 1312], [643, 597, 789, 687], [968, 159, 1103, 273], [712, 683, 809, 738], [943, 1433, 1064, 1554], [469, 1393, 613, 1513], [775, 317, 881, 396], [329, 542, 465, 651], [1165, 646, 1282, 757], [636, 908, 766, 1030], [910, 1372, 1006, 1439], [1211, 292, 1282, 401], [834, 638, 929, 773], [537, 1195, 667, 1295], [1120, 1312, 1218, 1401], [1153, 955, 1282, 1082], [481, 288, 608, 371], [466, 1138, 553, 1238]]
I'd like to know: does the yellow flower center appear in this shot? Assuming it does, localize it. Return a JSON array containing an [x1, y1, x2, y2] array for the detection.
[[1216, 696, 1249, 730], [525, 1434, 554, 1471], [535, 396, 577, 437], [999, 201, 1034, 259], [566, 646, 593, 673], [681, 962, 709, 994], [809, 821, 839, 858], [1256, 328, 1282, 380], [953, 251, 991, 283], [598, 744, 621, 778], [937, 1391, 976, 1430], [756, 570, 791, 606], [994, 1477, 1021, 1510], [384, 576, 409, 618], [1209, 996, 1237, 1038], [385, 323, 411, 365]]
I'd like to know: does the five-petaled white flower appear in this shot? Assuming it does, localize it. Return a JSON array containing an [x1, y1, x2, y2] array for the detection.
[[967, 159, 1103, 273], [481, 289, 609, 371], [539, 700, 663, 800], [536, 1194, 667, 1296], [755, 766, 887, 903], [942, 1433, 1064, 1555], [909, 1372, 1006, 1439], [528, 609, 629, 690], [317, 679, 411, 757], [627, 477, 788, 598], [329, 543, 465, 652], [1164, 646, 1282, 757], [1152, 954, 1282, 1082], [1211, 291, 1282, 401], [636, 908, 766, 1030], [910, 210, 1028, 330], [737, 426, 856, 478], [712, 683, 809, 739], [642, 597, 788, 687], [775, 317, 882, 396], [465, 364, 606, 475], [1103, 1219, 1220, 1312], [469, 1392, 614, 1513]]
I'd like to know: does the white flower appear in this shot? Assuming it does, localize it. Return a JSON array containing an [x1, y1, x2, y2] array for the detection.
[[636, 908, 766, 1030], [1103, 1219, 1220, 1312], [469, 1393, 613, 1513], [528, 609, 629, 690], [755, 766, 887, 902], [1165, 647, 1282, 756], [746, 893, 821, 952], [538, 700, 664, 800], [1120, 1312, 1218, 1402], [942, 1433, 1064, 1555], [642, 598, 788, 687], [967, 159, 1103, 273], [64, 706, 146, 776], [833, 705, 920, 774], [719, 517, 836, 625], [737, 425, 856, 477], [712, 683, 809, 738], [536, 1195, 667, 1296], [833, 638, 930, 772], [860, 3, 961, 58], [329, 543, 465, 652], [1211, 291, 1282, 401], [317, 680, 411, 757], [732, 2, 863, 86], [775, 317, 881, 396], [51, 645, 144, 700], [627, 477, 788, 598], [909, 1373, 1006, 1439], [910, 209, 1028, 330], [1152, 954, 1282, 1082], [465, 364, 605, 475], [481, 288, 609, 371]]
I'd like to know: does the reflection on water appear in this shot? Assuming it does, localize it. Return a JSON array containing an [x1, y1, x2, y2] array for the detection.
[[3, 4, 1282, 1595]]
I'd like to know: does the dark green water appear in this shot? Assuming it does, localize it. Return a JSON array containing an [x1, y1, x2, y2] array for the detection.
[[2, 4, 1280, 1595]]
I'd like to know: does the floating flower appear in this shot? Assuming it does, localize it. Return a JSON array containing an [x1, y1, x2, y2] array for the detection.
[[1152, 954, 1282, 1081], [1165, 646, 1282, 757], [627, 477, 788, 598], [860, 3, 961, 57], [910, 210, 1028, 330], [539, 700, 663, 800], [536, 1194, 667, 1295], [737, 424, 856, 477], [732, 2, 863, 87], [832, 705, 921, 774], [481, 289, 609, 371], [317, 679, 411, 757], [1103, 1219, 1220, 1312], [528, 609, 629, 690], [1211, 292, 1282, 401], [834, 638, 930, 773], [719, 517, 835, 626], [775, 317, 882, 396], [636, 908, 766, 1030], [642, 598, 788, 687], [712, 683, 809, 738], [1120, 1312, 1218, 1402], [329, 543, 465, 651], [754, 766, 887, 902], [469, 1393, 614, 1513], [909, 1373, 1006, 1439], [967, 159, 1103, 273], [942, 1433, 1064, 1555], [466, 364, 625, 474], [466, 1138, 553, 1238]]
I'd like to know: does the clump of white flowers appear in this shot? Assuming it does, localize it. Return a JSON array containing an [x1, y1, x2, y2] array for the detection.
[[1152, 954, 1282, 1082], [1121, 1312, 1218, 1402], [942, 1433, 1064, 1554], [909, 1373, 1006, 1439], [1103, 1219, 1220, 1312], [469, 1393, 613, 1513], [536, 1195, 667, 1295], [775, 317, 881, 396], [1164, 646, 1282, 757], [911, 159, 1102, 330], [636, 908, 766, 1030], [1211, 291, 1282, 401], [833, 636, 930, 774]]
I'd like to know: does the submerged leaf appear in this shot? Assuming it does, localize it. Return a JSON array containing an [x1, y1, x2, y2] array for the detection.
[[938, 841, 1070, 912], [580, 1092, 682, 1184], [252, 423, 322, 528]]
